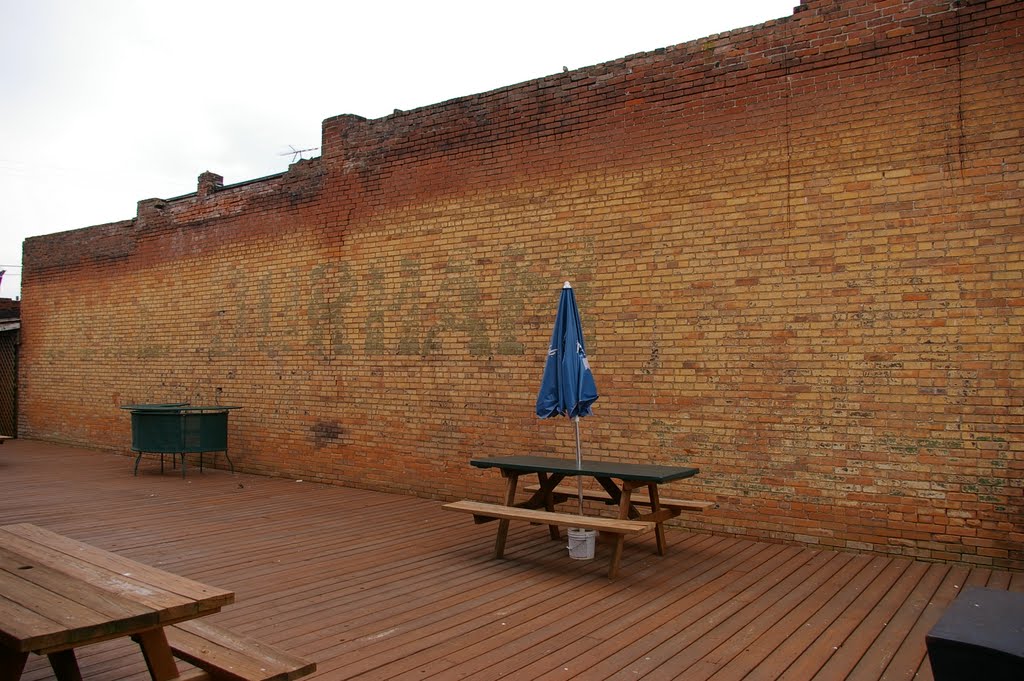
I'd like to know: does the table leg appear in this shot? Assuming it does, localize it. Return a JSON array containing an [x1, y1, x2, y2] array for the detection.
[[46, 650, 83, 681], [133, 628, 181, 681], [648, 483, 667, 555], [608, 482, 639, 578], [494, 471, 519, 559], [0, 648, 28, 681], [537, 472, 561, 540]]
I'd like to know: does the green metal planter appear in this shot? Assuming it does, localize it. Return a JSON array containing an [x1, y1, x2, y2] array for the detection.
[[122, 404, 241, 477]]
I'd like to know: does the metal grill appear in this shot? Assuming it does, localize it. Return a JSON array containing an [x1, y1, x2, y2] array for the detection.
[[0, 328, 18, 437]]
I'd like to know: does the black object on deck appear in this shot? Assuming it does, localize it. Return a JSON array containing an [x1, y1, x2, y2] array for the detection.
[[926, 585, 1024, 681]]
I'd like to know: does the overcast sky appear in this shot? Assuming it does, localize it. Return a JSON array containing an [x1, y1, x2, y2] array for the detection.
[[0, 0, 797, 299]]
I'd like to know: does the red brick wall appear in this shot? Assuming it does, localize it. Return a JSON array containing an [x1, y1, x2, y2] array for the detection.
[[20, 0, 1024, 569]]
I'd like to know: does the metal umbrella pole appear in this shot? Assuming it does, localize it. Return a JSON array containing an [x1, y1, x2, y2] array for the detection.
[[574, 416, 584, 515]]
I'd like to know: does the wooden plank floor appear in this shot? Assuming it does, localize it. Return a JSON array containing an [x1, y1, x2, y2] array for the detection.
[[2, 440, 1020, 680]]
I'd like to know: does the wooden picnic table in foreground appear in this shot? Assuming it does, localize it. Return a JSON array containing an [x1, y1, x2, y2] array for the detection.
[[0, 523, 314, 681], [0, 523, 233, 680]]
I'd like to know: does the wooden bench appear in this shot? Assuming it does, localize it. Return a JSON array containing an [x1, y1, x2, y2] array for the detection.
[[443, 499, 654, 578], [524, 483, 718, 512], [165, 620, 316, 681], [443, 499, 654, 534]]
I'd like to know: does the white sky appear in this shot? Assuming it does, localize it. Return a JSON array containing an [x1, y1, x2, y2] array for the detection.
[[0, 0, 797, 299]]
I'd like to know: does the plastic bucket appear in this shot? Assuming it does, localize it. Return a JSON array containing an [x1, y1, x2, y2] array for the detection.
[[567, 528, 596, 560]]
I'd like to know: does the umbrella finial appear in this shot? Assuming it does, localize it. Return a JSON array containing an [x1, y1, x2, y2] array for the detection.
[[563, 281, 572, 289]]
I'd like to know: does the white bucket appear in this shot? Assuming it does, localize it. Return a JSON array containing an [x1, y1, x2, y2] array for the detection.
[[567, 528, 596, 560]]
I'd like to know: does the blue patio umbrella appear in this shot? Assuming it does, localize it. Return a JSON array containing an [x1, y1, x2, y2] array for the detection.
[[536, 281, 599, 514]]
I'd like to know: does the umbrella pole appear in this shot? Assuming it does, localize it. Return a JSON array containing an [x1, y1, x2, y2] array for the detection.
[[574, 416, 584, 515]]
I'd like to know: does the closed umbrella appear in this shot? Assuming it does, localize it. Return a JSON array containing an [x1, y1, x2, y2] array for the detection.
[[536, 281, 599, 515]]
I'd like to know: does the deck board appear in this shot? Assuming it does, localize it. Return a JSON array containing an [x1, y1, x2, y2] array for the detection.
[[2, 439, 1020, 681]]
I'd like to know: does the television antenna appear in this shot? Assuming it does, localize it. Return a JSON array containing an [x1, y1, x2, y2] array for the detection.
[[280, 145, 320, 163]]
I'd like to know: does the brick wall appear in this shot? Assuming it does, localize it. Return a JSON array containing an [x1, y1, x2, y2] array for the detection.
[[20, 0, 1023, 569]]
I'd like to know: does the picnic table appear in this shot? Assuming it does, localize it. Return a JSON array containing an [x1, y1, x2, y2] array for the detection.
[[444, 455, 714, 578], [0, 523, 314, 681]]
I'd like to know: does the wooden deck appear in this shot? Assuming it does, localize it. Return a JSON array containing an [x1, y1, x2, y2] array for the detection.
[[3, 439, 1020, 681]]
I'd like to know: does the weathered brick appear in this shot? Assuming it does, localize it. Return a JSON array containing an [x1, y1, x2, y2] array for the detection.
[[17, 0, 1024, 570]]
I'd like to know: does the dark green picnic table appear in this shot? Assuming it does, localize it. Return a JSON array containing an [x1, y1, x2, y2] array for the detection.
[[468, 455, 704, 577]]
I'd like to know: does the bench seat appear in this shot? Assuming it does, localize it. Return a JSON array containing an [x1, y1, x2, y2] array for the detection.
[[443, 499, 653, 534], [443, 500, 656, 578], [166, 620, 315, 681], [524, 483, 717, 512]]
